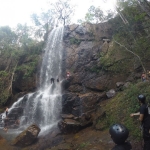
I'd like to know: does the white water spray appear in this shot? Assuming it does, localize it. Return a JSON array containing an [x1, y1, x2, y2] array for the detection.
[[8, 27, 64, 132]]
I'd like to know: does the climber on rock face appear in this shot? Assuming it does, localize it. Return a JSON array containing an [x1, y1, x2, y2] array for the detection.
[[66, 72, 70, 80], [141, 72, 147, 82], [57, 78, 59, 82], [51, 78, 55, 84], [5, 107, 8, 118]]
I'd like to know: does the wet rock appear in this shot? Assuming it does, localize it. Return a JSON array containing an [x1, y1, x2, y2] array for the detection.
[[62, 93, 80, 115], [7, 113, 18, 120], [58, 112, 93, 134], [58, 119, 80, 133], [61, 77, 73, 90], [11, 124, 41, 147], [61, 114, 75, 119], [5, 107, 24, 128], [64, 119, 80, 125]]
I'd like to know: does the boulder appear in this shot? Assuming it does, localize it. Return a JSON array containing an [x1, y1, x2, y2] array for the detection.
[[58, 119, 80, 133], [123, 82, 131, 89], [116, 82, 124, 88], [106, 89, 116, 98], [11, 124, 41, 147], [5, 107, 24, 128], [58, 112, 93, 134], [61, 114, 75, 119], [116, 82, 125, 91]]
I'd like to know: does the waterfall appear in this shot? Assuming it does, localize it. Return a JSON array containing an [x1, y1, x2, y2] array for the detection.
[[6, 27, 64, 133]]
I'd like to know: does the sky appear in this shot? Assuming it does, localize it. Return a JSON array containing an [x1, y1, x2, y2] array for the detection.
[[0, 0, 116, 28]]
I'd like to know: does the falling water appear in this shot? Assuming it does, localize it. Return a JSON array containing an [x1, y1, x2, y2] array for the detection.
[[7, 27, 64, 133]]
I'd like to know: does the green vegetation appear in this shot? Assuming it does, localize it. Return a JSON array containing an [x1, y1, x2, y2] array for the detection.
[[0, 71, 11, 105], [87, 65, 100, 73], [78, 142, 90, 149], [100, 82, 150, 140], [108, 1, 150, 72], [16, 61, 38, 79], [0, 71, 9, 77], [0, 91, 10, 106], [70, 37, 81, 45], [0, 25, 44, 107]]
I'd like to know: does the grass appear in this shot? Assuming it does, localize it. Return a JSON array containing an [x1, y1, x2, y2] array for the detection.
[[100, 81, 150, 140], [78, 142, 90, 149]]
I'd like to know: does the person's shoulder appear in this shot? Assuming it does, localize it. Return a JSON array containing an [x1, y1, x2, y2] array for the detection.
[[112, 142, 132, 150], [141, 104, 147, 108], [140, 104, 148, 111]]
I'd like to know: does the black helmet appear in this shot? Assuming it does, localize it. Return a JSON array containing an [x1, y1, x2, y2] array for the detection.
[[138, 94, 146, 103], [109, 123, 129, 145]]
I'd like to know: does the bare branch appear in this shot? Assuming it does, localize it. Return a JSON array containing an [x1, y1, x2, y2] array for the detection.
[[113, 37, 146, 72], [8, 62, 18, 94]]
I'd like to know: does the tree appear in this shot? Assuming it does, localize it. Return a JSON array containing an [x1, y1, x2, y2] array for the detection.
[[14, 24, 36, 50], [31, 10, 55, 40], [84, 5, 114, 23], [110, 0, 150, 72], [51, 0, 75, 26], [0, 26, 17, 51], [137, 0, 150, 18]]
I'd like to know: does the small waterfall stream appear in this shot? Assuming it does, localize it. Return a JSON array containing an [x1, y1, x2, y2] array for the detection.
[[1, 27, 64, 136]]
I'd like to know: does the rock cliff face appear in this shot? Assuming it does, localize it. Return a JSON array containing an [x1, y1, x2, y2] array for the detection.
[[1, 23, 142, 133], [59, 22, 141, 132], [63, 23, 126, 91]]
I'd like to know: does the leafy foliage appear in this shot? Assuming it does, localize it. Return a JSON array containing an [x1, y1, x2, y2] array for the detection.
[[101, 82, 150, 140], [0, 25, 44, 107], [51, 0, 75, 26], [0, 26, 17, 51], [0, 71, 11, 106], [31, 10, 55, 40], [70, 37, 81, 45], [106, 0, 150, 73], [85, 6, 114, 23], [16, 57, 39, 79]]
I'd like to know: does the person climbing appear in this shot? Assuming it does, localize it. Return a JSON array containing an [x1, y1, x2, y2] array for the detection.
[[57, 78, 59, 82], [109, 123, 132, 150], [141, 72, 147, 82], [130, 94, 150, 150], [3, 117, 8, 133], [51, 77, 55, 84], [66, 71, 70, 80], [3, 124, 8, 133], [5, 107, 8, 118]]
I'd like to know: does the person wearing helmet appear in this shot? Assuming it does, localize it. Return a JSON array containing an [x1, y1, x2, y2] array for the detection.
[[130, 94, 150, 150], [51, 77, 55, 84], [109, 123, 132, 150], [66, 71, 70, 80], [141, 72, 147, 82]]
